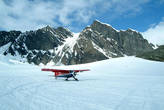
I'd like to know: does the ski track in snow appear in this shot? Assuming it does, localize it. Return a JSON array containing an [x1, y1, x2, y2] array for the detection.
[[0, 57, 164, 110]]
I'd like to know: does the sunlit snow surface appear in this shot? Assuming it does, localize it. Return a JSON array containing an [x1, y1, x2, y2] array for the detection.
[[0, 56, 164, 110]]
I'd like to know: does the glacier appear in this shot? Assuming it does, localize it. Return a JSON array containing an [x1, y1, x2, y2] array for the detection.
[[0, 56, 164, 110]]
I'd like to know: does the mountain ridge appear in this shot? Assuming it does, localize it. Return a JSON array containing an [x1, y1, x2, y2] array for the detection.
[[136, 45, 164, 62], [0, 20, 154, 65]]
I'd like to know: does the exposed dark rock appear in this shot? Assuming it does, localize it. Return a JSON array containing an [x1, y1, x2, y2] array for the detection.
[[1, 26, 73, 65], [137, 45, 164, 62], [90, 20, 153, 55], [52, 20, 153, 65], [118, 29, 153, 55], [0, 31, 21, 47]]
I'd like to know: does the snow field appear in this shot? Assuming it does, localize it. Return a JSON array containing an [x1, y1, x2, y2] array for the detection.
[[0, 56, 164, 110]]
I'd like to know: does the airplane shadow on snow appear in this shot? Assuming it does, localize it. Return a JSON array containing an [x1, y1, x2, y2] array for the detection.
[[47, 75, 98, 82]]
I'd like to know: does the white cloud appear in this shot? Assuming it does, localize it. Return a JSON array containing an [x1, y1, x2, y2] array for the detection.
[[0, 0, 58, 31], [0, 0, 101, 31], [142, 18, 164, 45], [0, 0, 151, 32]]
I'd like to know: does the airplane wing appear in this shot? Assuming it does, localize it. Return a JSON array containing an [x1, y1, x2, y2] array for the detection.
[[42, 69, 90, 77]]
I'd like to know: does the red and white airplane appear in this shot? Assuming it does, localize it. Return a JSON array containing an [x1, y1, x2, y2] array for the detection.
[[42, 68, 90, 81]]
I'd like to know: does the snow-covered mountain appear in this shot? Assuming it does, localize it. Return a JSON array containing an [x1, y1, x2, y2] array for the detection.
[[0, 20, 153, 65], [0, 56, 164, 110]]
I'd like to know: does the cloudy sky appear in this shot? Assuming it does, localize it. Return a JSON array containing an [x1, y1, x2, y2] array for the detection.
[[0, 0, 164, 45]]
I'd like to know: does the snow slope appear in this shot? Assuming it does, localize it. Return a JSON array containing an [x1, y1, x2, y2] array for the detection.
[[0, 56, 164, 110]]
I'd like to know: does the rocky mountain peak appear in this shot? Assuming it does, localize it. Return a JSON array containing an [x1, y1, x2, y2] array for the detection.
[[91, 20, 118, 34], [55, 27, 73, 38], [40, 25, 54, 32], [92, 20, 112, 27]]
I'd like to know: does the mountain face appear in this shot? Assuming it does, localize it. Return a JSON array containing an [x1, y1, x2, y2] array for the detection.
[[54, 20, 153, 65], [2, 26, 73, 65], [0, 31, 21, 47], [136, 45, 164, 62], [0, 20, 154, 65]]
